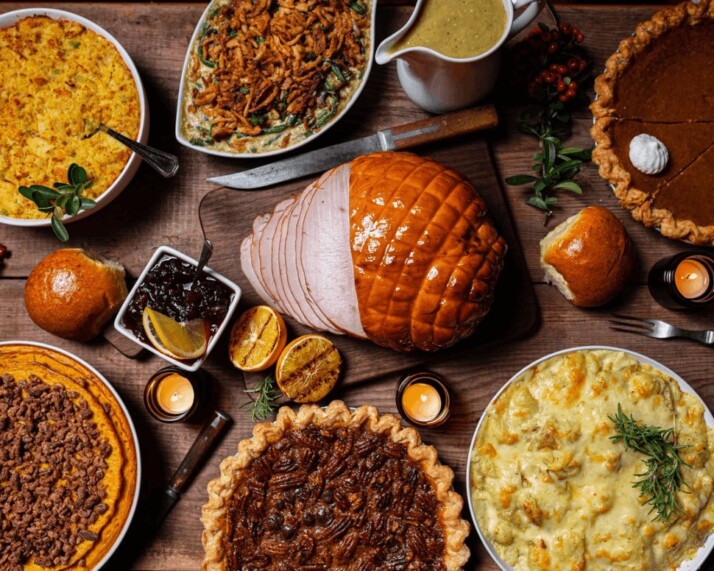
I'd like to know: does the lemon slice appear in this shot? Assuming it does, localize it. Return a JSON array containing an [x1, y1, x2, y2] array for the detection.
[[228, 305, 287, 372], [275, 334, 341, 403], [142, 307, 208, 360]]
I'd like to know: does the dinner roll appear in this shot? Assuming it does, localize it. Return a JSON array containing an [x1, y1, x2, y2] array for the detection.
[[540, 206, 634, 307], [25, 249, 128, 341]]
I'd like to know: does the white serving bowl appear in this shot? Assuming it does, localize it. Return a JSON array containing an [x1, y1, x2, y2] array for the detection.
[[114, 246, 242, 372], [175, 0, 376, 158], [466, 345, 714, 571], [0, 340, 142, 570], [0, 8, 149, 228]]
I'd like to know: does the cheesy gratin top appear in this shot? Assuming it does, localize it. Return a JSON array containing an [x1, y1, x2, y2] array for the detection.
[[470, 350, 714, 571], [0, 16, 140, 219]]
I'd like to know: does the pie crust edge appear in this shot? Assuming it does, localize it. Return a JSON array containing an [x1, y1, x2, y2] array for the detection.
[[590, 0, 714, 245], [201, 400, 471, 571]]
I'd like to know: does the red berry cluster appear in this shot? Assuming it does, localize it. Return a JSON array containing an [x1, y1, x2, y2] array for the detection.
[[507, 23, 589, 104]]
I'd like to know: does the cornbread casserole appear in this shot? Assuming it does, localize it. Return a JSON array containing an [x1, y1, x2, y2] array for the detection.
[[0, 344, 137, 570], [0, 16, 140, 219], [182, 0, 371, 154], [470, 350, 714, 570]]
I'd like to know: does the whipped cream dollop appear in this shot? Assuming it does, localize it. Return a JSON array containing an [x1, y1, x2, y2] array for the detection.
[[628, 134, 669, 175]]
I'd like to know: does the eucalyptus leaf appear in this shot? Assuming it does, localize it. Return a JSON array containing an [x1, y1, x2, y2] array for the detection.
[[554, 181, 583, 194], [68, 163, 87, 185], [51, 216, 69, 242], [527, 196, 549, 211], [29, 185, 59, 199], [505, 175, 537, 185], [66, 195, 81, 216], [17, 163, 95, 242], [18, 186, 35, 201]]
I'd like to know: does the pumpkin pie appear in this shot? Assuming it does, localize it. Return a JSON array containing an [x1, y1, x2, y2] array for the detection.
[[591, 0, 714, 244], [201, 400, 470, 570], [0, 344, 138, 570]]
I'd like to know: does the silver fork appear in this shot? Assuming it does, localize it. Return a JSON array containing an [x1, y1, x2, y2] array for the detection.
[[609, 314, 714, 346]]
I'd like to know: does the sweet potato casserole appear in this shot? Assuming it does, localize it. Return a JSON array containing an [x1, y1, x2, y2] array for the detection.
[[181, 0, 371, 154], [0, 17, 140, 219], [470, 350, 714, 570]]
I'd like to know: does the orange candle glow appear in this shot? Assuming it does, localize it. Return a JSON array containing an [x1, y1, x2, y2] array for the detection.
[[674, 258, 711, 300], [401, 382, 442, 423], [155, 373, 195, 415]]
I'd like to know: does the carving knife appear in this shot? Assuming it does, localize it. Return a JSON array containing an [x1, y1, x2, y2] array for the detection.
[[207, 104, 498, 190]]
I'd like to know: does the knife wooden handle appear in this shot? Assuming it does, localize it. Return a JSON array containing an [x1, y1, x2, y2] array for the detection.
[[389, 105, 498, 151], [171, 410, 232, 493]]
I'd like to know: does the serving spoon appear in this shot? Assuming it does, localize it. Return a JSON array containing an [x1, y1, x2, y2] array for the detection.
[[83, 122, 179, 178]]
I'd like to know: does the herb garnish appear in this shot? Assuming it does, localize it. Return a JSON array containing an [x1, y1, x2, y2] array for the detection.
[[609, 404, 691, 522], [505, 102, 591, 224], [503, 21, 592, 223], [242, 376, 281, 422], [18, 164, 96, 242]]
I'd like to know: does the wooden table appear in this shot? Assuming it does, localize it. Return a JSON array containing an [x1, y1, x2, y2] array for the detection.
[[1, 2, 712, 570]]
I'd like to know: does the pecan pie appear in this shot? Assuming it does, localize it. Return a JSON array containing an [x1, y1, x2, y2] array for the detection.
[[202, 401, 470, 570], [0, 344, 138, 570], [591, 0, 714, 244]]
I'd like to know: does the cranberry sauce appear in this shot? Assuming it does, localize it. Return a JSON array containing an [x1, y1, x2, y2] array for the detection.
[[121, 255, 233, 343]]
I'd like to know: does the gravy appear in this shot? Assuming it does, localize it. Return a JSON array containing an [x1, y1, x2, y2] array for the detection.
[[393, 0, 507, 59]]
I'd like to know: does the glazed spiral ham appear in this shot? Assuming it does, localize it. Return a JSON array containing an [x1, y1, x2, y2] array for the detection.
[[240, 152, 507, 351]]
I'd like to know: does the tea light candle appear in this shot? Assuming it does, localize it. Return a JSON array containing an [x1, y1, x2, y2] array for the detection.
[[402, 382, 442, 423], [145, 368, 202, 422], [648, 252, 714, 310], [156, 373, 195, 415], [396, 371, 451, 427], [674, 258, 710, 300]]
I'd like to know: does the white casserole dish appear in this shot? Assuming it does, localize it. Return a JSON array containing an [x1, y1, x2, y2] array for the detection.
[[466, 345, 714, 571], [0, 8, 149, 228], [175, 0, 376, 158]]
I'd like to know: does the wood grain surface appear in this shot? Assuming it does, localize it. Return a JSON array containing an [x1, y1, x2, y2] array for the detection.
[[0, 3, 712, 571]]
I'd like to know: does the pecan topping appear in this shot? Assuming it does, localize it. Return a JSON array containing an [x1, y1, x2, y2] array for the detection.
[[227, 426, 446, 570], [0, 374, 109, 568]]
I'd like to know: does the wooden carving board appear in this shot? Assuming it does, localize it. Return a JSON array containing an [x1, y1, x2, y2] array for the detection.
[[199, 137, 538, 386]]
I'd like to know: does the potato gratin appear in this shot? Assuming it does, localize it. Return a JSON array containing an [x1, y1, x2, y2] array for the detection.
[[470, 350, 714, 570], [0, 16, 140, 219]]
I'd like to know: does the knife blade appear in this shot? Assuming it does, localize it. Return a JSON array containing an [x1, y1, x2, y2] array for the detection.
[[207, 104, 498, 190]]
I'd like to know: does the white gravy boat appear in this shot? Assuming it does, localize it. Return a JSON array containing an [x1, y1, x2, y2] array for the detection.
[[376, 0, 545, 113]]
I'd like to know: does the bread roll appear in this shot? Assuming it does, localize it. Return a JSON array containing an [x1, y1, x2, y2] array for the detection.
[[25, 249, 128, 341], [540, 206, 634, 307]]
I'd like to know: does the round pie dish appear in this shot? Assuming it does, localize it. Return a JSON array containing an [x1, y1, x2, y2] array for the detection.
[[175, 0, 376, 158], [467, 346, 714, 571], [0, 8, 149, 228], [202, 400, 470, 570], [0, 341, 141, 570], [590, 0, 714, 245]]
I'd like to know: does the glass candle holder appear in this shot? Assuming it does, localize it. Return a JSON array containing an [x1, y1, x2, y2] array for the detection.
[[396, 371, 451, 428], [145, 367, 203, 422], [648, 251, 714, 310]]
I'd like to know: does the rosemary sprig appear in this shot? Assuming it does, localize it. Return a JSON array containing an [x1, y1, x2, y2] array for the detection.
[[18, 163, 96, 242], [505, 101, 591, 224], [242, 376, 281, 422], [609, 404, 692, 522]]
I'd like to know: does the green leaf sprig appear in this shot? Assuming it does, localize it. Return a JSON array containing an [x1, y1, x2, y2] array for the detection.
[[609, 404, 692, 522], [242, 376, 281, 422], [19, 164, 96, 242], [506, 101, 591, 224]]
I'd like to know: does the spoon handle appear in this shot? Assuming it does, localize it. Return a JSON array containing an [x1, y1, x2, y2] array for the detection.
[[101, 124, 179, 178], [193, 239, 214, 281]]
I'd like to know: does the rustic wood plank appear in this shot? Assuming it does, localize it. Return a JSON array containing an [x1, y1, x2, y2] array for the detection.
[[1, 3, 712, 570]]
